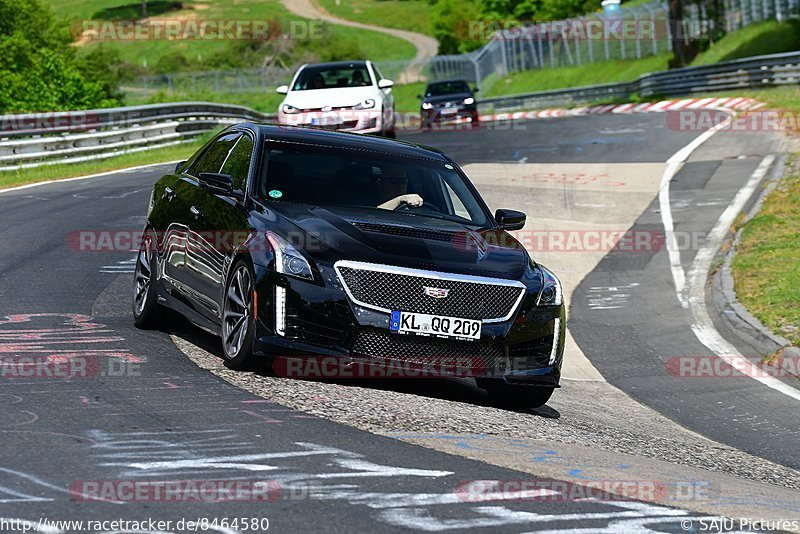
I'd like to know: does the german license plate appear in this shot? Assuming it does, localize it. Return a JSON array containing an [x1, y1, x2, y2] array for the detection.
[[390, 311, 481, 340], [440, 107, 458, 115]]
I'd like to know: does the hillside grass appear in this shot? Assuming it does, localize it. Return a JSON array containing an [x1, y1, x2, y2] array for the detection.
[[44, 0, 417, 68], [692, 20, 800, 66], [316, 0, 434, 36], [482, 53, 671, 97]]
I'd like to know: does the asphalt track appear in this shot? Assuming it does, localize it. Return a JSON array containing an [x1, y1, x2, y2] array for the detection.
[[0, 114, 796, 532]]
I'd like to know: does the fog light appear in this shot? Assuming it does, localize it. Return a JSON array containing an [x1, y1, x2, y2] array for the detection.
[[275, 286, 286, 336]]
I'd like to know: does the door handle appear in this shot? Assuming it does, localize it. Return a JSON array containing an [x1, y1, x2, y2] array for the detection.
[[162, 187, 176, 201], [190, 206, 202, 219]]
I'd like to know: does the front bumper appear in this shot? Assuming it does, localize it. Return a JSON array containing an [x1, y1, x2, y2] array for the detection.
[[421, 106, 479, 124], [251, 263, 564, 387], [277, 109, 384, 134]]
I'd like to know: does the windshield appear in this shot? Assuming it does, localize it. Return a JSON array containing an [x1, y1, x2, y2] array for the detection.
[[425, 81, 470, 97], [292, 64, 373, 91], [258, 142, 490, 227]]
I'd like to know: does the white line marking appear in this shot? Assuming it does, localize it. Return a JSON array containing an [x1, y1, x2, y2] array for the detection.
[[0, 160, 182, 195], [658, 114, 733, 305], [685, 155, 800, 400], [660, 125, 800, 401]]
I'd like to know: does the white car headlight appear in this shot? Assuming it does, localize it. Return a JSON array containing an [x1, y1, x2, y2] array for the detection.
[[463, 97, 475, 105], [266, 232, 314, 281], [421, 102, 433, 110], [282, 104, 301, 114], [354, 99, 376, 110], [537, 266, 562, 306]]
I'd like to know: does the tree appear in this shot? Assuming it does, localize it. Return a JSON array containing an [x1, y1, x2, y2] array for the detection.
[[668, 0, 688, 67]]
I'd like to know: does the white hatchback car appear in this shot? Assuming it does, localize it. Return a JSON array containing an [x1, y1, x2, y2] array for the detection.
[[276, 60, 396, 137]]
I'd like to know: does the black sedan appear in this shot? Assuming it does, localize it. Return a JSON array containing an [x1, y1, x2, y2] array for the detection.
[[419, 79, 479, 128], [133, 124, 565, 407]]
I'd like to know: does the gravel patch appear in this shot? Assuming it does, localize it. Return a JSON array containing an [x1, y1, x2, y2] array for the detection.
[[172, 332, 800, 491]]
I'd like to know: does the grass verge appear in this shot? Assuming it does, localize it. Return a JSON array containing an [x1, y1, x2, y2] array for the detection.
[[728, 86, 800, 346], [732, 162, 800, 346], [482, 54, 672, 96], [0, 142, 201, 190]]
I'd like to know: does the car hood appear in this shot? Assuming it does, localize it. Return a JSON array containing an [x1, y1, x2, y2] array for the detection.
[[423, 92, 473, 105], [283, 86, 378, 109], [258, 203, 530, 280]]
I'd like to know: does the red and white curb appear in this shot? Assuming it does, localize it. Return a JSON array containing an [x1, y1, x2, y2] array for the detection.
[[473, 97, 765, 123]]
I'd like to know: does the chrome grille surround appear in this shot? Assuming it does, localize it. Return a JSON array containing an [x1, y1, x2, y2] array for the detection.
[[334, 260, 526, 323]]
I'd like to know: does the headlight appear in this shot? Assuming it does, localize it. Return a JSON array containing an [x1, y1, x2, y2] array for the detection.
[[354, 99, 375, 110], [537, 266, 562, 306], [266, 231, 313, 281], [463, 97, 475, 105], [282, 104, 301, 114], [421, 102, 433, 110]]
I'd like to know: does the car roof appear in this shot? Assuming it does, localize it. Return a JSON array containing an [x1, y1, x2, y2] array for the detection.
[[238, 123, 450, 161]]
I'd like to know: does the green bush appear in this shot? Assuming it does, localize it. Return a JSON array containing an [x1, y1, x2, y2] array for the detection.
[[0, 0, 121, 112]]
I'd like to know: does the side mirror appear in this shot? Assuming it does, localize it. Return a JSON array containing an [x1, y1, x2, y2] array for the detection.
[[199, 172, 241, 199], [416, 94, 422, 99], [495, 209, 526, 231], [175, 160, 187, 173], [378, 79, 394, 89], [276, 85, 289, 95], [473, 86, 480, 93]]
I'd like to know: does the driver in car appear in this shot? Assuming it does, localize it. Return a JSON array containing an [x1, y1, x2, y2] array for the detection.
[[375, 164, 424, 210]]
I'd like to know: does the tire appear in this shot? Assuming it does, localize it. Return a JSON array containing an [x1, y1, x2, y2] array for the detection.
[[382, 108, 396, 138], [221, 259, 257, 370], [133, 229, 163, 329], [483, 382, 554, 409]]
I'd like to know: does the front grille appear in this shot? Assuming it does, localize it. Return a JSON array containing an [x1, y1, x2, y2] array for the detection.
[[336, 262, 524, 321], [352, 327, 503, 370]]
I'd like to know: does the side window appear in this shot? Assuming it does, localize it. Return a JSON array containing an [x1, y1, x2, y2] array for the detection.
[[190, 133, 240, 176], [220, 135, 254, 193]]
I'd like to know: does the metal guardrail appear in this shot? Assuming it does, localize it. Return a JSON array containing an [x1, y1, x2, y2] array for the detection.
[[479, 51, 800, 112], [0, 102, 274, 171]]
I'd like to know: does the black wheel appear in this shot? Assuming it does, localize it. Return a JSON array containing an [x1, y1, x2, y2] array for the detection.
[[133, 229, 163, 329], [221, 259, 256, 370], [482, 382, 554, 409]]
